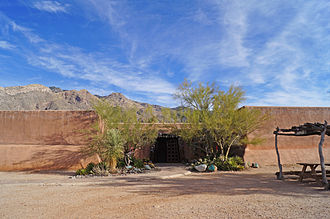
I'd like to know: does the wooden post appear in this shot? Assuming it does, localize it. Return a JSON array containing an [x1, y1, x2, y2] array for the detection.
[[318, 121, 329, 190], [275, 127, 283, 180]]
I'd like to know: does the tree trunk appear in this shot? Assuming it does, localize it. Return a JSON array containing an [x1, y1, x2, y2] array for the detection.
[[318, 121, 329, 190], [225, 135, 239, 161], [109, 157, 117, 174], [275, 127, 283, 180]]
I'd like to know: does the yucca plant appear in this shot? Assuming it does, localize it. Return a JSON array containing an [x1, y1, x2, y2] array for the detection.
[[89, 128, 125, 173], [102, 129, 125, 172]]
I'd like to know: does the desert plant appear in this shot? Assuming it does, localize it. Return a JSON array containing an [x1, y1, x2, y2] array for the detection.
[[91, 100, 158, 163], [214, 156, 244, 171], [76, 168, 88, 175], [85, 162, 95, 174], [102, 129, 125, 171], [132, 157, 144, 169], [174, 79, 266, 160], [116, 158, 126, 168], [92, 162, 109, 176]]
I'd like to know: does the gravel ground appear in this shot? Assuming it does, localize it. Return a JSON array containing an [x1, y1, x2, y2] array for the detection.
[[0, 165, 329, 219]]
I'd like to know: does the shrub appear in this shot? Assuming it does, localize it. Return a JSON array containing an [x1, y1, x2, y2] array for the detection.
[[214, 156, 244, 171], [85, 162, 95, 174], [116, 158, 126, 168], [76, 168, 88, 175], [132, 158, 144, 168], [92, 162, 109, 176]]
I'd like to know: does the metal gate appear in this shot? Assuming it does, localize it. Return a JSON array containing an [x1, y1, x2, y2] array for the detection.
[[152, 134, 180, 163], [166, 138, 180, 162]]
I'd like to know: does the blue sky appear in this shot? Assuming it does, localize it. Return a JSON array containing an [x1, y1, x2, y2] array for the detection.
[[0, 0, 329, 107]]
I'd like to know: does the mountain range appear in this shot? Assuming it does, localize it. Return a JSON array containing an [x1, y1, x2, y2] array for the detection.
[[0, 84, 170, 118]]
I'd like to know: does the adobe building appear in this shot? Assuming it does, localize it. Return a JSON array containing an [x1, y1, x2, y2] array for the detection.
[[0, 106, 329, 171]]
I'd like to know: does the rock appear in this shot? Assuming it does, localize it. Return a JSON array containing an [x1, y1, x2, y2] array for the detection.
[[144, 164, 151, 170], [208, 164, 217, 172], [252, 163, 259, 168], [49, 86, 62, 93], [194, 164, 207, 172]]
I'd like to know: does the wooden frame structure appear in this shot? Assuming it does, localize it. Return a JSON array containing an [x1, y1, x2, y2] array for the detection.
[[273, 121, 330, 190]]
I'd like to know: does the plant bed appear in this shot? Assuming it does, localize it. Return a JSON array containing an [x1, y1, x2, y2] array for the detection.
[[72, 160, 158, 178], [190, 156, 245, 173]]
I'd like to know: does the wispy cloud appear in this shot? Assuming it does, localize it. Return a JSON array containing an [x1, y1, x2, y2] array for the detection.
[[10, 21, 44, 43], [216, 1, 250, 68], [32, 1, 69, 13], [0, 40, 15, 50], [70, 0, 330, 107], [0, 10, 176, 105], [1, 1, 330, 107], [245, 1, 330, 106], [28, 49, 176, 95]]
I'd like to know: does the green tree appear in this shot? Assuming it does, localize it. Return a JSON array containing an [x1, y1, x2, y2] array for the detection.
[[89, 100, 158, 166], [175, 79, 266, 160], [89, 128, 124, 171]]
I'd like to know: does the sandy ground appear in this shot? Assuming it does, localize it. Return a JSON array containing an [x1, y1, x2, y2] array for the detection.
[[0, 165, 329, 219]]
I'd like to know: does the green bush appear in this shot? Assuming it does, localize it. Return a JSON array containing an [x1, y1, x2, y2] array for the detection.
[[191, 157, 215, 167], [85, 162, 95, 174], [214, 156, 244, 171], [75, 169, 82, 175], [116, 158, 126, 168], [132, 158, 144, 168], [76, 168, 88, 175]]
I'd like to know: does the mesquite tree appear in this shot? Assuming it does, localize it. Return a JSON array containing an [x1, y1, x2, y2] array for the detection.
[[175, 79, 265, 160]]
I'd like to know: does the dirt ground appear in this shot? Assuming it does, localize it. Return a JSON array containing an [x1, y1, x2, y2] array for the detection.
[[0, 165, 329, 219]]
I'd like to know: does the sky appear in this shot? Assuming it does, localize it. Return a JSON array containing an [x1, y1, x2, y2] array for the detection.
[[0, 0, 329, 107]]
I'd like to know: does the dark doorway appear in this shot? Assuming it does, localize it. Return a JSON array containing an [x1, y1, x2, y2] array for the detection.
[[152, 134, 180, 163]]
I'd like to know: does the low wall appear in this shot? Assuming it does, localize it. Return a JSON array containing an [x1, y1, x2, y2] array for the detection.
[[0, 111, 98, 171], [244, 107, 330, 166]]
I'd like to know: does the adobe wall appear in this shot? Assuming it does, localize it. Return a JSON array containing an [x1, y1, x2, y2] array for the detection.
[[244, 107, 330, 166], [1, 107, 330, 170], [0, 111, 98, 171]]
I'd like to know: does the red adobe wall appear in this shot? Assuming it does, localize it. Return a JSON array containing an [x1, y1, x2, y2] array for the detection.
[[0, 111, 98, 171], [244, 107, 330, 166], [1, 107, 329, 170]]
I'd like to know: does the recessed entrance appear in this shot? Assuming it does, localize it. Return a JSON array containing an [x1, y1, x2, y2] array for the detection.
[[152, 134, 180, 163]]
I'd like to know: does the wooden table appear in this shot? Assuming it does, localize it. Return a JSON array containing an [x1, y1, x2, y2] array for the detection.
[[297, 163, 330, 185]]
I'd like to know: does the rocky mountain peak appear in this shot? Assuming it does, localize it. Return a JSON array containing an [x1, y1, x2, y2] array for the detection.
[[0, 84, 51, 96], [107, 92, 128, 101], [0, 84, 171, 118]]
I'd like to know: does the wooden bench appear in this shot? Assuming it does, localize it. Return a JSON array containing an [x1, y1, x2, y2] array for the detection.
[[275, 170, 330, 177]]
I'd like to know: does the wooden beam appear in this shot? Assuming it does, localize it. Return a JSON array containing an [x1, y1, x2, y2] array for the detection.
[[275, 127, 283, 180], [318, 121, 329, 190]]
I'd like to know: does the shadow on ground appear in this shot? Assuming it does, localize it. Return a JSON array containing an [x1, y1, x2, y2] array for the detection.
[[89, 171, 329, 198]]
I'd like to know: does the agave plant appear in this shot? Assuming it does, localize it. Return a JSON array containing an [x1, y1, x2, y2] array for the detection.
[[92, 162, 110, 176]]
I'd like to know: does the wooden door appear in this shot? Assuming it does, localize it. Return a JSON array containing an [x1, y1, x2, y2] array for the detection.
[[166, 138, 180, 162]]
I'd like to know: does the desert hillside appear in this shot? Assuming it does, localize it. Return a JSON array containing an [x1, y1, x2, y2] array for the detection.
[[0, 84, 168, 118]]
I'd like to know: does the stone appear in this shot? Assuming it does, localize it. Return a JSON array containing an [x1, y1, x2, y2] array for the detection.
[[208, 164, 217, 172], [126, 165, 133, 169], [144, 164, 152, 170], [252, 163, 259, 168], [194, 164, 207, 172]]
